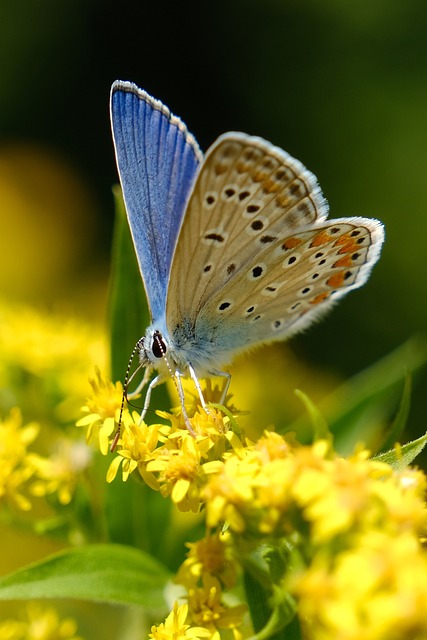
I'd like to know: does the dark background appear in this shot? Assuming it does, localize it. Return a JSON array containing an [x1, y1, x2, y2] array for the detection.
[[1, 0, 426, 425]]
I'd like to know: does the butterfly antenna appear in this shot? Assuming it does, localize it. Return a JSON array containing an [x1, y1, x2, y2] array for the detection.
[[110, 337, 144, 452]]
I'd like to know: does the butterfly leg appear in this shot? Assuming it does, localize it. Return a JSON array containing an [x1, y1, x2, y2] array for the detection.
[[216, 370, 231, 405], [175, 370, 196, 436], [139, 373, 163, 424], [188, 363, 209, 410]]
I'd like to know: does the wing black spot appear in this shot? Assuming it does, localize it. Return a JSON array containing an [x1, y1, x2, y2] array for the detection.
[[205, 233, 224, 242], [252, 266, 263, 278], [260, 235, 277, 244]]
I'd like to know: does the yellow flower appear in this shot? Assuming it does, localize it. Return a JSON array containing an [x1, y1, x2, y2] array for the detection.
[[253, 430, 296, 463], [0, 302, 106, 422], [76, 368, 122, 454], [29, 439, 91, 505], [0, 408, 39, 511], [176, 378, 238, 418], [293, 531, 427, 640], [176, 532, 238, 589], [289, 445, 427, 544], [203, 454, 259, 532], [149, 602, 211, 640], [0, 603, 83, 640], [147, 433, 204, 512], [107, 411, 162, 489], [187, 575, 246, 636], [104, 400, 245, 516], [371, 467, 427, 536]]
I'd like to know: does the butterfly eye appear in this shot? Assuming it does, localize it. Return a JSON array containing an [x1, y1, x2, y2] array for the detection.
[[152, 331, 167, 359]]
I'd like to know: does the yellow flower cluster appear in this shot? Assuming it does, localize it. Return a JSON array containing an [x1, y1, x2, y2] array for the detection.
[[0, 301, 101, 511], [0, 408, 91, 511], [0, 603, 83, 640], [0, 408, 40, 511], [80, 377, 427, 639], [0, 302, 106, 424], [294, 530, 427, 640], [89, 379, 244, 512], [107, 405, 240, 513], [204, 438, 427, 540], [151, 533, 246, 640]]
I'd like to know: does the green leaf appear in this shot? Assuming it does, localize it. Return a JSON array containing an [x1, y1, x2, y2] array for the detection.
[[373, 431, 427, 470], [378, 370, 412, 453], [0, 544, 171, 607], [290, 337, 427, 450], [243, 568, 299, 640], [294, 389, 332, 443], [243, 545, 299, 640], [108, 186, 150, 382]]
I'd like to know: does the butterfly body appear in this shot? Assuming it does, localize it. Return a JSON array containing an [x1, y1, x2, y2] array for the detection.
[[110, 81, 385, 419]]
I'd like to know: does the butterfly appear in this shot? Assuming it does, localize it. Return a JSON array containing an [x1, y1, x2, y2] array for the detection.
[[110, 80, 385, 427]]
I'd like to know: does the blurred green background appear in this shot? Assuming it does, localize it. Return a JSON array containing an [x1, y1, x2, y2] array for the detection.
[[1, 0, 426, 424]]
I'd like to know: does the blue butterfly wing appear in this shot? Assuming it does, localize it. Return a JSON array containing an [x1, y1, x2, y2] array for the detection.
[[110, 81, 203, 320]]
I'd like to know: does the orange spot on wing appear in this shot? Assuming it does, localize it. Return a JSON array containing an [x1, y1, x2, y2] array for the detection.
[[275, 193, 291, 208], [334, 232, 354, 245], [338, 242, 360, 254], [252, 170, 269, 183], [262, 178, 280, 193], [333, 255, 353, 268], [282, 237, 303, 250], [236, 161, 251, 174], [310, 231, 334, 247], [327, 272, 346, 288], [310, 292, 329, 305], [334, 233, 360, 254]]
